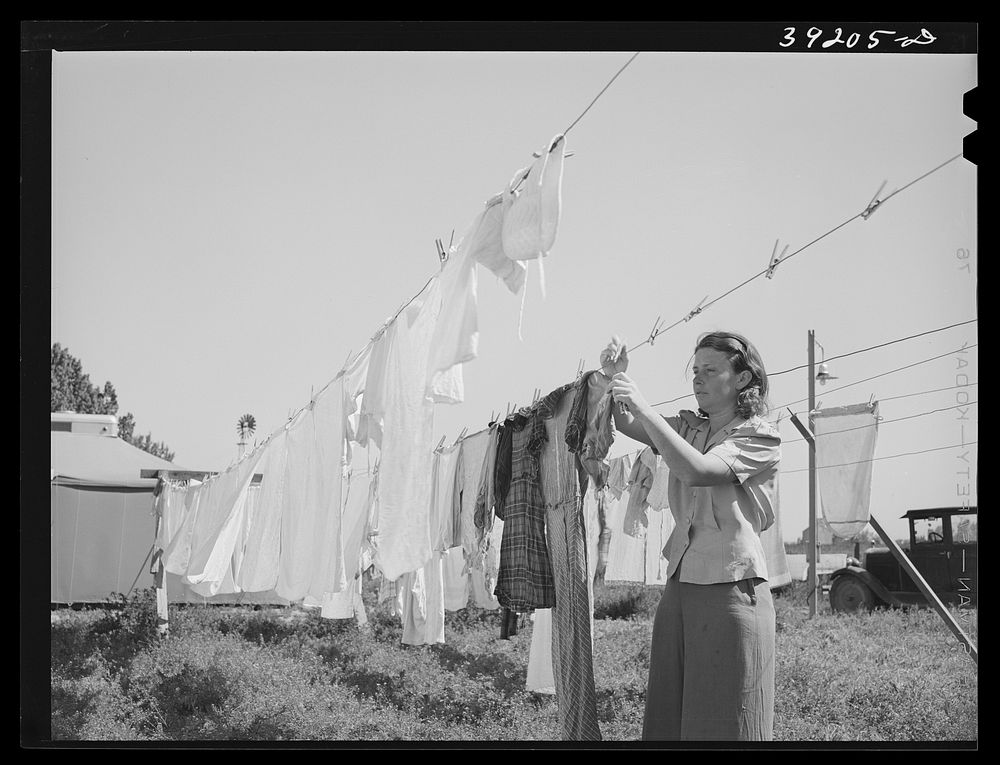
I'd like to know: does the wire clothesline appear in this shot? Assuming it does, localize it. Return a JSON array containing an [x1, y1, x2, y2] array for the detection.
[[782, 400, 978, 445], [192, 54, 646, 483], [769, 319, 977, 377], [625, 152, 966, 354], [780, 441, 977, 475], [648, 330, 977, 410], [775, 343, 978, 412]]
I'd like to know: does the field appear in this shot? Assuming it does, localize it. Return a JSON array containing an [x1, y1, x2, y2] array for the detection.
[[50, 580, 978, 742]]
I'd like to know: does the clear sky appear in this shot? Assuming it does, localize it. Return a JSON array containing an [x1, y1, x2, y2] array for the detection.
[[50, 48, 977, 542]]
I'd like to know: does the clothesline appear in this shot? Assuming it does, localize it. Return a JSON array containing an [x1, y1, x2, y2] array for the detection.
[[624, 153, 966, 354]]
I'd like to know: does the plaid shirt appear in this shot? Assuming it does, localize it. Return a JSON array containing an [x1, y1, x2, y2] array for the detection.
[[493, 410, 556, 610]]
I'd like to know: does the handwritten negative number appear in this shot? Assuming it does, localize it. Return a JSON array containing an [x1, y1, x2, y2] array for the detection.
[[779, 27, 936, 50]]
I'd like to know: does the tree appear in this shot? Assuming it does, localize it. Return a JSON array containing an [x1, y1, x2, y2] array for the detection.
[[51, 343, 175, 463], [50, 343, 119, 415]]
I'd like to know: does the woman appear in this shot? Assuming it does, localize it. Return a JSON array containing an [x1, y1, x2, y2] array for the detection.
[[603, 331, 780, 741]]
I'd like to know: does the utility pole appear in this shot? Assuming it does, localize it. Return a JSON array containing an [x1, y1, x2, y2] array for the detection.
[[807, 329, 819, 617]]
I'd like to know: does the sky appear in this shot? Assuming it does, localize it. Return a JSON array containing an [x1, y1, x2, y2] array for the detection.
[[49, 45, 977, 543]]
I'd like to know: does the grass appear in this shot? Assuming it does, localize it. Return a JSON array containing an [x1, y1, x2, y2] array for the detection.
[[50, 580, 977, 742]]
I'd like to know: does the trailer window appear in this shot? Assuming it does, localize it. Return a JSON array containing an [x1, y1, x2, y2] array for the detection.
[[912, 517, 944, 544], [953, 515, 977, 544]]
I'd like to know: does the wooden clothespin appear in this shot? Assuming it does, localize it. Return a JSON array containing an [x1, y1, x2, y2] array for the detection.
[[861, 180, 888, 220], [647, 316, 665, 346], [435, 435, 447, 452], [436, 238, 449, 263], [765, 240, 789, 279], [683, 296, 709, 323], [454, 427, 468, 446]]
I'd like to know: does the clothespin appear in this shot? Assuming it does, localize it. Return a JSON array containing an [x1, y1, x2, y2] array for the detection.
[[448, 229, 455, 249], [577, 358, 586, 379], [647, 316, 665, 345], [861, 180, 887, 220], [533, 388, 541, 404], [455, 427, 468, 446], [436, 238, 448, 263], [505, 402, 511, 418], [868, 392, 876, 408], [683, 296, 710, 323], [435, 435, 447, 452], [765, 240, 789, 279]]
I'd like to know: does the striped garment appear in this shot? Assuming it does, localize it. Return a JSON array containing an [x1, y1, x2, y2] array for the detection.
[[539, 384, 602, 741]]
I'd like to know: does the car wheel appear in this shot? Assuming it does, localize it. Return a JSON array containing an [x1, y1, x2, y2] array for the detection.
[[830, 576, 874, 613]]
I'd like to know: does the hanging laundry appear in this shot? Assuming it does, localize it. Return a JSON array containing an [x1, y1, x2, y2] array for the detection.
[[342, 342, 374, 464], [536, 382, 602, 741], [275, 378, 347, 602], [623, 448, 658, 538], [493, 410, 556, 611], [229, 481, 259, 593], [355, 321, 397, 451], [374, 276, 446, 582], [399, 554, 446, 646], [153, 478, 188, 555], [427, 237, 480, 404], [473, 424, 499, 553], [234, 428, 288, 593], [760, 484, 792, 589], [501, 134, 567, 262], [457, 429, 490, 564], [177, 441, 266, 594], [464, 193, 525, 295], [565, 369, 616, 489], [442, 545, 470, 612], [526, 608, 556, 694], [604, 485, 646, 583], [161, 477, 204, 576], [813, 402, 880, 540], [310, 467, 375, 625], [429, 442, 463, 552]]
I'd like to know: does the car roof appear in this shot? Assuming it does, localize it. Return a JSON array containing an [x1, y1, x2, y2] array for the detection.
[[902, 506, 978, 520]]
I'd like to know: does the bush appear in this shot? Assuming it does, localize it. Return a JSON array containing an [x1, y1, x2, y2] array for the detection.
[[592, 582, 661, 620], [51, 653, 161, 741], [123, 630, 410, 740], [87, 589, 162, 673]]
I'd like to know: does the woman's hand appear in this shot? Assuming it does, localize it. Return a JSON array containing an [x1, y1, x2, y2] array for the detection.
[[610, 373, 653, 419], [600, 336, 629, 377]]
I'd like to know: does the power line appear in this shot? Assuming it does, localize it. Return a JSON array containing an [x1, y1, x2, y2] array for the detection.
[[649, 342, 977, 410], [776, 343, 977, 410], [780, 441, 977, 474], [769, 319, 977, 377], [783, 401, 978, 445], [879, 382, 977, 404], [627, 153, 965, 354]]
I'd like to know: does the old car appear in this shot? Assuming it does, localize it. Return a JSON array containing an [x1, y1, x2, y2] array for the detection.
[[828, 506, 977, 613]]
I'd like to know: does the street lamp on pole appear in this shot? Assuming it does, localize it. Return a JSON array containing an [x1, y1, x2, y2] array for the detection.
[[808, 331, 818, 617], [807, 332, 836, 617]]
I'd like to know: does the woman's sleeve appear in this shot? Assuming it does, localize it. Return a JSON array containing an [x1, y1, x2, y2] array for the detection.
[[709, 425, 781, 485]]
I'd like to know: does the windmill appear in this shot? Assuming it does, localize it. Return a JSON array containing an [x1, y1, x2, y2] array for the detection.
[[236, 413, 256, 458]]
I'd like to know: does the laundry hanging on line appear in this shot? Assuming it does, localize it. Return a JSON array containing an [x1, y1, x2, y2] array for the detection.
[[813, 401, 881, 540]]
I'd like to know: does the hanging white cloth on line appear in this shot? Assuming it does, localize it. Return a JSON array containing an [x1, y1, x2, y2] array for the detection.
[[813, 402, 880, 540]]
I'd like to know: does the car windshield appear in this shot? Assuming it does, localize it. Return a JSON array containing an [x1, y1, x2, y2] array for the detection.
[[912, 517, 944, 544]]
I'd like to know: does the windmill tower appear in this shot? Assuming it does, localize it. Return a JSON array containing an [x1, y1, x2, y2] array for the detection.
[[236, 413, 256, 459]]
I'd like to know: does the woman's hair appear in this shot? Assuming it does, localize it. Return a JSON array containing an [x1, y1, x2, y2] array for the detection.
[[693, 331, 770, 419]]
